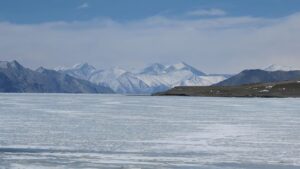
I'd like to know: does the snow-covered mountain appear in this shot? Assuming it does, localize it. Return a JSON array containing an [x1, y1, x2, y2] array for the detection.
[[88, 67, 154, 94], [56, 63, 96, 80], [264, 64, 295, 72], [165, 62, 206, 76], [139, 63, 167, 75], [0, 60, 113, 93], [139, 62, 206, 76], [59, 62, 228, 94]]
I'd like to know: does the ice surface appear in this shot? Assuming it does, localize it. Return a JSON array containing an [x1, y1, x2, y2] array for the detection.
[[0, 94, 300, 169]]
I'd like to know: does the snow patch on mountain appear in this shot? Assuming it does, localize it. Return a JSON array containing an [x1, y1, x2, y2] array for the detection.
[[264, 64, 295, 72], [139, 63, 167, 75], [57, 63, 96, 80], [165, 62, 206, 76], [177, 75, 227, 86]]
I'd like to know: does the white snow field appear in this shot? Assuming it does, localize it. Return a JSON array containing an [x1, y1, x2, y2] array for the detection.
[[0, 94, 300, 169]]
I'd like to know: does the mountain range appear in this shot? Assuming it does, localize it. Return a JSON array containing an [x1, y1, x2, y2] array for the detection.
[[156, 64, 300, 97], [57, 62, 228, 94], [0, 61, 113, 93], [1, 60, 299, 94]]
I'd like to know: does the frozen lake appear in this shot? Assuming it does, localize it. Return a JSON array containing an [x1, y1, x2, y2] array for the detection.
[[0, 94, 299, 169]]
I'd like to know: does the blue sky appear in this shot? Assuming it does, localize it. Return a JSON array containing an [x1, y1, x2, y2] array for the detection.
[[1, 0, 300, 23], [1, 0, 300, 73]]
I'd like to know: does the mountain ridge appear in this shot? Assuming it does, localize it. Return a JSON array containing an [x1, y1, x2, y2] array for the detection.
[[59, 62, 226, 94], [0, 61, 113, 93], [216, 69, 300, 86], [2, 60, 298, 94]]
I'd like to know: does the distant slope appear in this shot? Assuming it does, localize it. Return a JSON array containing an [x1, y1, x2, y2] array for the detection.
[[0, 61, 113, 93], [216, 69, 300, 86], [154, 80, 300, 97]]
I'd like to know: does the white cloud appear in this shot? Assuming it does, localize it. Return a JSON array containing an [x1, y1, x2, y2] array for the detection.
[[78, 2, 89, 9], [0, 12, 300, 73], [186, 9, 227, 17]]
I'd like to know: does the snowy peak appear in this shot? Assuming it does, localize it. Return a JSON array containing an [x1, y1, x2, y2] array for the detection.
[[72, 63, 95, 70], [166, 62, 206, 76], [264, 64, 294, 72], [10, 60, 22, 69], [56, 63, 96, 73], [177, 75, 227, 87], [140, 62, 206, 76], [90, 67, 127, 80], [57, 63, 96, 80], [36, 67, 58, 75], [109, 67, 127, 76], [170, 62, 189, 70], [36, 66, 47, 73], [140, 63, 167, 75], [88, 67, 128, 86], [0, 60, 24, 70], [71, 63, 96, 74]]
